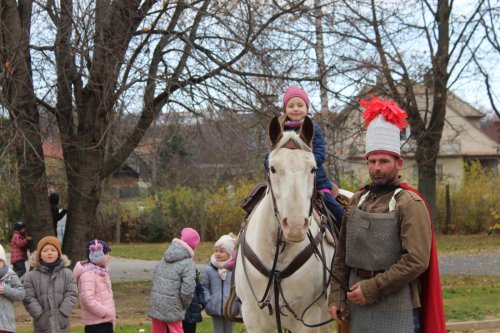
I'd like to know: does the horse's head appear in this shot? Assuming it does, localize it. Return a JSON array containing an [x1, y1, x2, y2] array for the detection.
[[267, 116, 316, 243]]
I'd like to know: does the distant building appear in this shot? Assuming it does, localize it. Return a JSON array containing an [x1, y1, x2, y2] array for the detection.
[[333, 85, 500, 184]]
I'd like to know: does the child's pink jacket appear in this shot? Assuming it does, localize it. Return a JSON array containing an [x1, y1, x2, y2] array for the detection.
[[10, 231, 30, 263], [73, 261, 116, 326]]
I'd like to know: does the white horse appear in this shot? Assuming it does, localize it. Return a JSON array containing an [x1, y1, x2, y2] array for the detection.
[[235, 116, 338, 333]]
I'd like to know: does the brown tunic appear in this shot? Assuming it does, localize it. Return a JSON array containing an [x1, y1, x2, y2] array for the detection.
[[328, 178, 432, 309]]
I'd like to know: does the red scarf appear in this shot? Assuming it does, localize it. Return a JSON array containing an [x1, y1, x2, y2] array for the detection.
[[400, 183, 446, 333]]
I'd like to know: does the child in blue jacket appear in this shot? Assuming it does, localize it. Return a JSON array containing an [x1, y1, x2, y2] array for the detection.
[[202, 234, 237, 333], [264, 86, 345, 230]]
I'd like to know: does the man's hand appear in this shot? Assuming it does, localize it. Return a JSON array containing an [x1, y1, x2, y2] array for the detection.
[[347, 282, 367, 305], [328, 305, 346, 325]]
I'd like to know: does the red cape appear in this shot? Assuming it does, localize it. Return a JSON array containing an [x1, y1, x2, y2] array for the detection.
[[400, 183, 446, 333]]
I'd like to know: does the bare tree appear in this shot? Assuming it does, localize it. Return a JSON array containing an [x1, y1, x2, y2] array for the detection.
[[323, 0, 495, 223], [0, 1, 53, 244], [1, 0, 310, 260]]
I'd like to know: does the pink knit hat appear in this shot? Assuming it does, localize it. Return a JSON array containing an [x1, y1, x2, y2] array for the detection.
[[282, 86, 310, 112], [181, 227, 201, 250]]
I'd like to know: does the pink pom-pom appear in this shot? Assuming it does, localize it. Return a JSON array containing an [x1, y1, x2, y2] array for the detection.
[[360, 95, 408, 131]]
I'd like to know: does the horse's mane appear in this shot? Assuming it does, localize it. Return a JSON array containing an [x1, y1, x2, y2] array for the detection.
[[273, 131, 312, 152]]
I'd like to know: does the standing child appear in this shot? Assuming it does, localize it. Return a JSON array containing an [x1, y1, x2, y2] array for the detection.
[[264, 86, 345, 231], [74, 239, 116, 333], [0, 244, 26, 333], [148, 227, 201, 333], [22, 236, 78, 333], [182, 268, 206, 333], [10, 221, 32, 278], [202, 234, 237, 333]]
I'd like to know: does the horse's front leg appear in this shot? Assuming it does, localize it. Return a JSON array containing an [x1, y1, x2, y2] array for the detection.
[[282, 303, 334, 333], [240, 302, 277, 333]]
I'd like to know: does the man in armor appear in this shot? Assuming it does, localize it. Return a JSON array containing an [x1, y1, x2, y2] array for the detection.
[[327, 96, 445, 333]]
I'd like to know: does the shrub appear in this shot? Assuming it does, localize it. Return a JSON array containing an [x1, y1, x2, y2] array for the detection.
[[437, 161, 500, 234], [203, 181, 250, 241], [146, 203, 170, 242], [154, 181, 250, 242], [96, 197, 154, 242]]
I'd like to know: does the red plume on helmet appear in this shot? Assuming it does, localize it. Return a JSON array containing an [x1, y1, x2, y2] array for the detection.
[[360, 95, 408, 131]]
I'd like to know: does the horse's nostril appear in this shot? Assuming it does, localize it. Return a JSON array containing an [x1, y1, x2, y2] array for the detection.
[[283, 218, 288, 227], [304, 218, 309, 227]]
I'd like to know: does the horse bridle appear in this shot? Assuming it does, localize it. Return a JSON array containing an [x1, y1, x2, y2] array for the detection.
[[239, 169, 334, 332], [267, 165, 317, 226]]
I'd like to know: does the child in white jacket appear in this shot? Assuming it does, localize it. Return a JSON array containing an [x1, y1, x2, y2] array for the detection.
[[0, 244, 25, 333], [74, 239, 116, 333]]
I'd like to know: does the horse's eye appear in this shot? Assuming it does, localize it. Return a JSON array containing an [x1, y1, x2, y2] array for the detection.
[[311, 167, 316, 174], [270, 166, 276, 174]]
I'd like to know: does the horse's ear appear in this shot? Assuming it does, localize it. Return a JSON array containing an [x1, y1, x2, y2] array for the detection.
[[269, 116, 283, 148], [300, 117, 314, 146]]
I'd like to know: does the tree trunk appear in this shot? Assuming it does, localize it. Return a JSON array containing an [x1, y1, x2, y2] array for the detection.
[[1, 0, 53, 247], [314, 0, 329, 114], [416, 138, 440, 227], [419, 0, 450, 227], [14, 114, 54, 246], [62, 148, 103, 261]]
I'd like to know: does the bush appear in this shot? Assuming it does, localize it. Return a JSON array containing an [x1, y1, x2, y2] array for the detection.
[[154, 181, 250, 241], [437, 161, 500, 234], [96, 197, 154, 242], [146, 203, 170, 242]]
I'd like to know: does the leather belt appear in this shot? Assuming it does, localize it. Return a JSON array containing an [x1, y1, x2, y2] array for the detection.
[[352, 267, 384, 279]]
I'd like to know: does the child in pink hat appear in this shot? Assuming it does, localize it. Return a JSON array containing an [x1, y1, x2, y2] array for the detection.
[[264, 86, 345, 232], [180, 227, 201, 251], [148, 227, 200, 333]]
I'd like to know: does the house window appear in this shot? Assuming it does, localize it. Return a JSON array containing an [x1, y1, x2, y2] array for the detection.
[[436, 164, 443, 181], [400, 127, 410, 141]]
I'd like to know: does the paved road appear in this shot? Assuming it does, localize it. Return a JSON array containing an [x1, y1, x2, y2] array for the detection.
[[107, 251, 500, 282], [7, 251, 500, 282], [438, 252, 500, 276]]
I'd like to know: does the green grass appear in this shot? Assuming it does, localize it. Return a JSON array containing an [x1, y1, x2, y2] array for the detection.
[[441, 275, 500, 321], [16, 317, 248, 333], [5, 234, 496, 260], [12, 234, 500, 332], [111, 241, 215, 263], [109, 233, 500, 263], [435, 234, 500, 254], [15, 275, 498, 333]]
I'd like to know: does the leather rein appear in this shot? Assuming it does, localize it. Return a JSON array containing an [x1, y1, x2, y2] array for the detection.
[[239, 171, 334, 332]]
